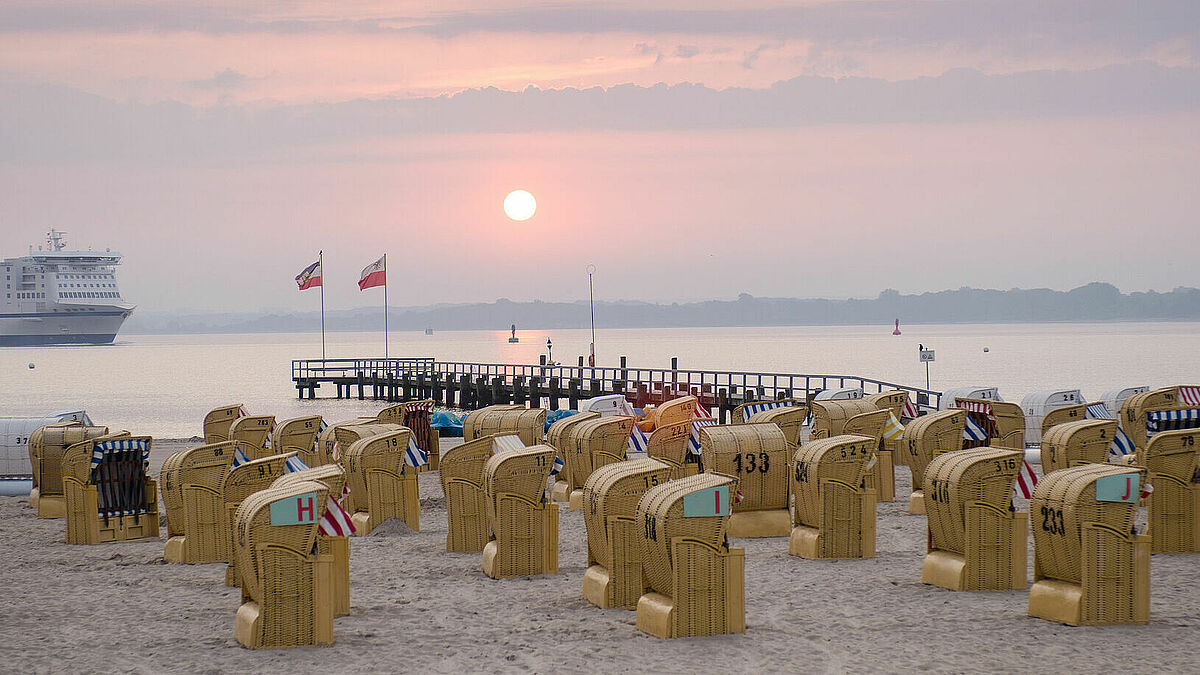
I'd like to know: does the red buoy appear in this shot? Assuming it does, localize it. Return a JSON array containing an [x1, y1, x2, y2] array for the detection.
[[893, 319, 902, 336]]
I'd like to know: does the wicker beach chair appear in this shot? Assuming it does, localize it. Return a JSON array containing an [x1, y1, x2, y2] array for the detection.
[[1120, 385, 1200, 453], [902, 409, 967, 514], [646, 420, 701, 481], [1027, 464, 1150, 625], [439, 435, 513, 553], [921, 448, 1026, 590], [733, 398, 799, 425], [332, 423, 407, 466], [62, 435, 159, 545], [566, 416, 633, 510], [746, 405, 806, 446], [272, 465, 352, 617], [400, 400, 440, 471], [1040, 419, 1117, 472], [582, 458, 674, 609], [843, 408, 895, 503], [233, 481, 335, 649], [221, 452, 297, 586], [270, 416, 324, 466], [1138, 429, 1200, 553], [204, 404, 244, 443], [809, 399, 877, 440], [700, 423, 791, 537], [28, 421, 111, 518], [481, 444, 559, 578], [230, 415, 276, 460], [343, 428, 420, 535], [1040, 403, 1090, 441], [789, 435, 876, 559], [373, 402, 405, 423], [161, 440, 240, 563], [547, 411, 600, 503], [866, 390, 910, 467], [464, 405, 546, 446], [634, 473, 744, 638], [954, 398, 1026, 450], [655, 395, 699, 428]]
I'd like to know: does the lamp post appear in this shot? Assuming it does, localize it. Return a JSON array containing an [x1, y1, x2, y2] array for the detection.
[[587, 264, 597, 367]]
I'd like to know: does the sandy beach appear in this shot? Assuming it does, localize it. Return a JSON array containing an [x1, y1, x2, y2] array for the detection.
[[2, 437, 1198, 673]]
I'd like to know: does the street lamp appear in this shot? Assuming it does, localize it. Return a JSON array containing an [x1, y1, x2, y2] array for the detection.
[[587, 264, 597, 367]]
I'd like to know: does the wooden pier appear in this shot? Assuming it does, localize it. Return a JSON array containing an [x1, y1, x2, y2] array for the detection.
[[291, 357, 942, 424]]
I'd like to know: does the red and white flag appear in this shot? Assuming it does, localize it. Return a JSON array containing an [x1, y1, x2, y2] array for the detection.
[[319, 483, 356, 537], [295, 259, 322, 290], [1014, 460, 1038, 500], [694, 400, 709, 419], [358, 256, 385, 290], [1180, 386, 1200, 407]]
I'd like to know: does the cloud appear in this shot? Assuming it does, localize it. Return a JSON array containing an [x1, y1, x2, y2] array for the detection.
[[187, 68, 248, 90], [674, 44, 699, 59], [2, 62, 1197, 163]]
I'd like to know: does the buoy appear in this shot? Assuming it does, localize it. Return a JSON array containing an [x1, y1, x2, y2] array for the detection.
[[983, 347, 989, 353], [892, 319, 902, 336], [28, 363, 35, 369]]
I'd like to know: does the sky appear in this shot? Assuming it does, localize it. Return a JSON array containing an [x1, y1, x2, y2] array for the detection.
[[1, 0, 1198, 313]]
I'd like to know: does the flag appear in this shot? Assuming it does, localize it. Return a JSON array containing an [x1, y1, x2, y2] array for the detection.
[[238, 405, 249, 417], [295, 259, 322, 290], [1084, 402, 1136, 460], [1180, 386, 1200, 407], [285, 455, 309, 473], [628, 425, 649, 453], [404, 435, 428, 467], [882, 412, 905, 442], [331, 440, 342, 462], [358, 256, 386, 290], [963, 415, 988, 441], [318, 483, 355, 537], [231, 446, 250, 468], [1014, 460, 1038, 499], [549, 454, 565, 477], [694, 401, 709, 419], [314, 419, 328, 454], [902, 397, 919, 420]]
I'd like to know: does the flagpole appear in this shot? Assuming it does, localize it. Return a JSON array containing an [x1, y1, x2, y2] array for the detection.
[[383, 253, 388, 359], [319, 250, 326, 363]]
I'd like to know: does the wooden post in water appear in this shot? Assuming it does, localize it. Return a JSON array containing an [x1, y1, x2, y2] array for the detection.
[[514, 376, 526, 405], [492, 376, 507, 405], [548, 377, 561, 411], [460, 374, 474, 409], [670, 357, 678, 398], [568, 379, 580, 410], [432, 372, 443, 404], [717, 388, 728, 424], [357, 371, 365, 400]]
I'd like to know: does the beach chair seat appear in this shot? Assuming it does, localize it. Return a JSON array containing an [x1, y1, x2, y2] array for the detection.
[[700, 423, 791, 537], [463, 405, 546, 446], [481, 444, 559, 578], [745, 404, 807, 446], [62, 436, 159, 545], [343, 429, 420, 535], [230, 415, 276, 460], [582, 458, 673, 609], [272, 465, 353, 617], [635, 473, 744, 638], [233, 481, 335, 649], [28, 421, 111, 518], [1139, 429, 1200, 553], [1040, 419, 1117, 472], [401, 400, 440, 471], [203, 404, 244, 443], [921, 447, 1027, 591], [902, 409, 967, 514], [844, 408, 896, 502], [439, 434, 522, 553], [162, 440, 241, 563], [646, 420, 702, 481], [546, 411, 600, 502], [1028, 464, 1149, 625], [789, 434, 876, 559], [221, 452, 298, 586], [566, 416, 634, 510], [270, 415, 324, 466]]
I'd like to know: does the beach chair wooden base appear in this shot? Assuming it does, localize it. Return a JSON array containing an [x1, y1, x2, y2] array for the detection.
[[550, 482, 572, 503], [909, 489, 926, 515], [726, 509, 792, 538], [481, 503, 559, 579], [164, 536, 185, 563], [582, 516, 646, 609], [866, 450, 895, 502], [327, 536, 350, 617], [568, 489, 585, 511], [1028, 532, 1151, 626], [37, 494, 66, 519], [634, 542, 746, 639], [582, 565, 620, 609], [28, 488, 38, 510], [235, 553, 335, 649], [788, 489, 876, 560], [921, 512, 1027, 591], [66, 484, 160, 545]]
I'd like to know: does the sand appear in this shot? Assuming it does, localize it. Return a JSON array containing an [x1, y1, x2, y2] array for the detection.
[[2, 437, 1198, 673]]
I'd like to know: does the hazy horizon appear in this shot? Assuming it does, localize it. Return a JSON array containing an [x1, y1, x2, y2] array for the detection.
[[2, 1, 1197, 315]]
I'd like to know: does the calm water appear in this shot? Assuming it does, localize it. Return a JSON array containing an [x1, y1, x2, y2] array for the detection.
[[1, 322, 1197, 438]]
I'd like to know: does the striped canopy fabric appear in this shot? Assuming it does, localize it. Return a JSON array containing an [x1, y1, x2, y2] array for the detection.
[[741, 400, 795, 422], [90, 438, 151, 470], [1146, 408, 1200, 434], [90, 439, 153, 518], [404, 436, 429, 467], [628, 425, 649, 453], [687, 419, 718, 456]]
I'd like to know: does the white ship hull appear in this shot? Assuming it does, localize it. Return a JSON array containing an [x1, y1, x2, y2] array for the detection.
[[0, 307, 132, 345]]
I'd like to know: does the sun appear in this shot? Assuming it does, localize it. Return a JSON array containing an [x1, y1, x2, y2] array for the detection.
[[503, 190, 537, 221]]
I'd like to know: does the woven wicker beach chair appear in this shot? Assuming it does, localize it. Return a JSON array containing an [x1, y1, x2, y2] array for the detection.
[[843, 408, 895, 503], [1040, 419, 1117, 472], [954, 398, 1026, 450], [582, 458, 673, 609], [372, 402, 405, 423], [233, 480, 335, 649], [230, 415, 276, 460], [1040, 403, 1091, 441], [789, 434, 876, 559], [566, 416, 633, 510], [1027, 464, 1149, 626], [62, 435, 158, 544], [547, 411, 600, 502], [745, 405, 806, 446], [1138, 429, 1200, 553], [464, 405, 546, 446], [733, 398, 798, 426], [332, 422, 407, 466], [272, 465, 352, 617], [440, 435, 508, 553], [1120, 385, 1200, 453], [161, 440, 240, 563], [399, 400, 440, 471], [646, 420, 701, 481], [699, 423, 791, 537], [221, 452, 297, 586], [634, 472, 744, 638], [204, 404, 244, 443], [270, 416, 324, 466], [921, 447, 1026, 590], [481, 444, 559, 578], [902, 409, 967, 514], [655, 395, 699, 428], [809, 399, 877, 440], [342, 428, 420, 535], [29, 421, 111, 518]]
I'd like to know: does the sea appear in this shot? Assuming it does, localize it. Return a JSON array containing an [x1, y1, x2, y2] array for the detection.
[[2, 322, 1198, 439]]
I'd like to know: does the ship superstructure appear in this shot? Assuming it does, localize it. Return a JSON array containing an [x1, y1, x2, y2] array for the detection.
[[1, 230, 134, 345]]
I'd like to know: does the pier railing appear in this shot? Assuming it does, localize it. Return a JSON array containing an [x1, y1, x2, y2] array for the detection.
[[291, 357, 941, 422]]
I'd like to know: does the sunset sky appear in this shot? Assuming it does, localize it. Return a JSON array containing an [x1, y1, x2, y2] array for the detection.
[[1, 1, 1197, 313]]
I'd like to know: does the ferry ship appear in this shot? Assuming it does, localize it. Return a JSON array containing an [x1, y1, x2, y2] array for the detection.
[[1, 230, 134, 346]]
